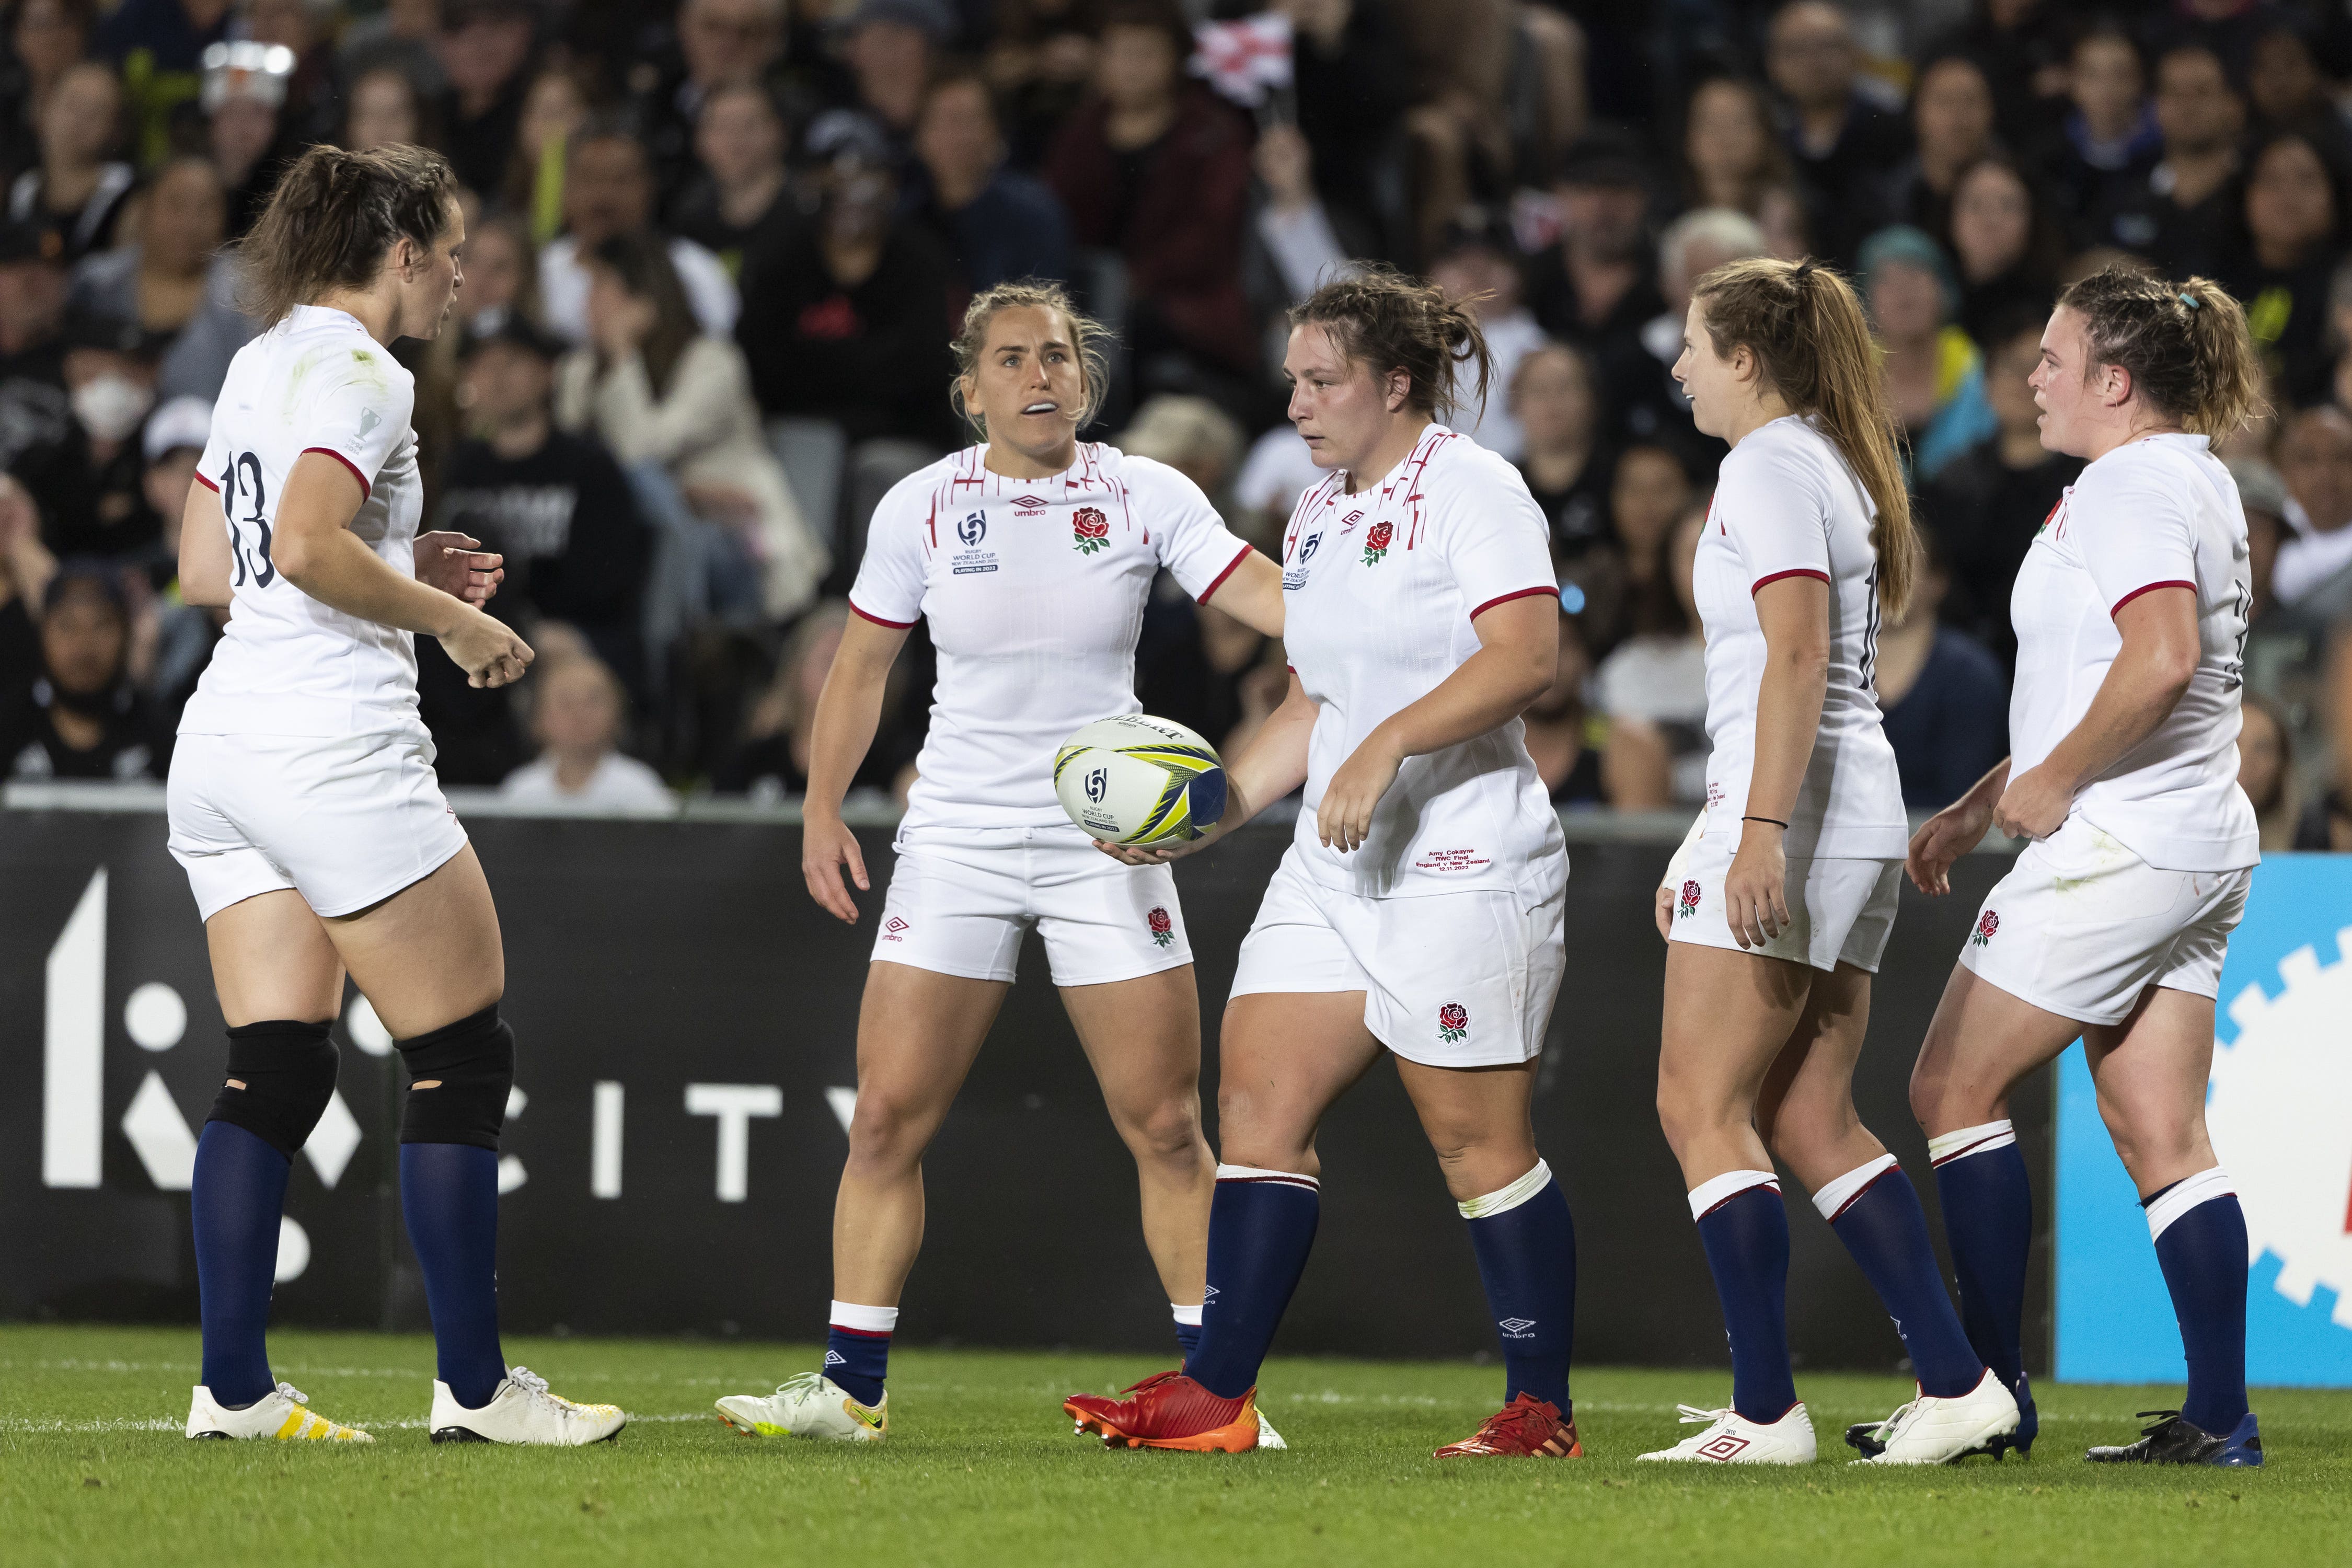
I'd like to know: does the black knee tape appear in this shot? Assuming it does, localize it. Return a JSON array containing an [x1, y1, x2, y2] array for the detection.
[[395, 1005, 514, 1149], [206, 1020, 338, 1160]]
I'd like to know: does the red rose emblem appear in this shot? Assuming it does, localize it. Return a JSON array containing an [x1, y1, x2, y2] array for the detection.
[[1147, 905, 1174, 947], [1361, 518, 1394, 566], [1972, 909, 1999, 946], [1438, 1003, 1467, 1030], [1073, 506, 1110, 554], [1677, 879, 1701, 918]]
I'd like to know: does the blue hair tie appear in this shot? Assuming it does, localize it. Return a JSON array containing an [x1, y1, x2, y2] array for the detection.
[[2180, 291, 2201, 310]]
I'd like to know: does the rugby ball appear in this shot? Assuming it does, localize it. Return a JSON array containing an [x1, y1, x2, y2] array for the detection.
[[1053, 714, 1228, 846]]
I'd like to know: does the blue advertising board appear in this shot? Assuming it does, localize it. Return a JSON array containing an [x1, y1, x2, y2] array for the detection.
[[2055, 855, 2352, 1386]]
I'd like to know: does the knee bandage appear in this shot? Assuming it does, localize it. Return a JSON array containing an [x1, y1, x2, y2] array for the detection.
[[206, 1020, 339, 1160], [395, 1005, 515, 1149]]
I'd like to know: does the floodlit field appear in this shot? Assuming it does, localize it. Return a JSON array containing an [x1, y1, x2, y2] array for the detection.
[[3, 1324, 2347, 1566]]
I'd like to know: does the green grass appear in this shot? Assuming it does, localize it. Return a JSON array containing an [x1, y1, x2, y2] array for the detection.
[[3, 1324, 2347, 1566]]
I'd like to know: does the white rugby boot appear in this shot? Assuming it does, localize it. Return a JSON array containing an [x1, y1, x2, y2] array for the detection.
[[1636, 1401, 1817, 1464], [1846, 1368, 2021, 1465], [715, 1372, 887, 1442], [187, 1382, 373, 1443], [429, 1366, 627, 1445]]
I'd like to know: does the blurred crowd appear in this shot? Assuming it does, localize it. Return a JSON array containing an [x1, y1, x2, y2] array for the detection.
[[0, 0, 2347, 841]]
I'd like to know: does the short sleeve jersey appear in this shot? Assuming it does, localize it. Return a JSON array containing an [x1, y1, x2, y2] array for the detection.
[[180, 306, 425, 740], [850, 443, 1255, 835], [1278, 425, 1566, 901], [1691, 416, 1907, 859], [2011, 433, 2257, 871]]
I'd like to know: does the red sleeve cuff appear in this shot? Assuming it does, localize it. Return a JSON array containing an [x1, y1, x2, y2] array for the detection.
[[193, 471, 218, 492], [1469, 584, 1561, 619], [849, 599, 917, 630], [1751, 568, 1831, 595], [2110, 580, 2196, 617], [301, 446, 371, 500], [1197, 542, 1253, 604]]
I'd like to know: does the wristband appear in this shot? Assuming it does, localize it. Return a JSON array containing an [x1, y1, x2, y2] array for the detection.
[[1742, 815, 1789, 829]]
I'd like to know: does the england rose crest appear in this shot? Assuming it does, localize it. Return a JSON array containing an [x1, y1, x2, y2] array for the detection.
[[1437, 1002, 1469, 1043], [1073, 506, 1110, 554], [1147, 906, 1174, 948], [1972, 909, 1999, 947], [1361, 519, 1393, 566], [1677, 879, 1701, 919]]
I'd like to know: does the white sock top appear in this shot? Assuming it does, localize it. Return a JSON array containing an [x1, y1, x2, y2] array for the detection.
[[1458, 1158, 1553, 1219], [1170, 1302, 1203, 1326], [1686, 1168, 1779, 1223], [2146, 1166, 2235, 1242], [829, 1300, 900, 1333], [1214, 1163, 1319, 1189], [1927, 1120, 2017, 1166], [1811, 1152, 1899, 1221]]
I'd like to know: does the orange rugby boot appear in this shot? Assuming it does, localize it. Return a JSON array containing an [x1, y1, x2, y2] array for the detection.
[[1064, 1370, 1260, 1452], [1434, 1393, 1584, 1458]]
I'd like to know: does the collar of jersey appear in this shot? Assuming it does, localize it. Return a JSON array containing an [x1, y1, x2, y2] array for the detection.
[[967, 444, 1110, 503], [285, 303, 370, 337]]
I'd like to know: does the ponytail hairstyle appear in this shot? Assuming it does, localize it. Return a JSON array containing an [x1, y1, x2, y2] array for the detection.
[[2055, 263, 2265, 440], [236, 143, 459, 328], [1691, 255, 1919, 618], [1289, 263, 1494, 426], [949, 277, 1114, 440]]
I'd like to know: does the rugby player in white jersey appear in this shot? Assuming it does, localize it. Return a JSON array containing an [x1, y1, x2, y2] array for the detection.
[[1907, 267, 2267, 1467], [712, 281, 1285, 1443], [1638, 258, 2018, 1467], [170, 144, 621, 1445], [1063, 268, 1587, 1459]]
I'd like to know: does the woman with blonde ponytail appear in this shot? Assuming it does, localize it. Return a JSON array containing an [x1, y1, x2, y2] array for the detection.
[[1907, 264, 2267, 1468], [1639, 256, 2021, 1468]]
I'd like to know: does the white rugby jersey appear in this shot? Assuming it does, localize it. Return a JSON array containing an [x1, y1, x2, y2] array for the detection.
[[850, 443, 1254, 834], [179, 306, 426, 740], [2011, 433, 2257, 871], [1279, 424, 1566, 901], [1691, 414, 1907, 859]]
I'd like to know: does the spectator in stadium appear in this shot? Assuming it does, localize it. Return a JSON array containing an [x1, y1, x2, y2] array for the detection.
[[556, 232, 827, 624], [2045, 25, 2158, 242], [1945, 156, 2061, 352], [1860, 224, 1995, 483], [1596, 499, 1706, 809], [1528, 131, 1667, 451], [905, 67, 1070, 303], [241, 0, 342, 148], [718, 598, 917, 802], [1427, 218, 1544, 460], [2227, 131, 2342, 408], [1680, 76, 1792, 224], [0, 221, 85, 539], [97, 0, 229, 168], [1919, 0, 2070, 149], [2244, 18, 2352, 176], [338, 0, 446, 102], [672, 82, 799, 283], [1635, 207, 1770, 468], [634, 0, 794, 201], [1578, 436, 1686, 660], [2273, 405, 2352, 606], [500, 652, 674, 811], [1249, 119, 1360, 316], [1523, 607, 1604, 806], [436, 316, 654, 694], [839, 0, 956, 159], [67, 156, 224, 353], [499, 66, 590, 242], [134, 393, 219, 720], [1874, 532, 2008, 809], [982, 0, 1100, 169], [1045, 0, 1257, 390], [1397, 0, 1585, 253], [0, 0, 96, 180], [45, 308, 164, 561], [0, 560, 163, 780], [1924, 309, 2082, 671], [342, 64, 434, 154], [205, 39, 293, 240], [450, 211, 538, 339], [2231, 458, 2288, 624], [539, 126, 740, 346], [735, 111, 958, 451], [1763, 1, 1909, 264], [1880, 54, 1996, 245], [1277, 0, 1416, 257], [434, 0, 537, 198], [0, 470, 55, 689], [2236, 692, 2297, 852], [1511, 341, 1608, 561], [2085, 43, 2243, 279], [9, 60, 131, 267]]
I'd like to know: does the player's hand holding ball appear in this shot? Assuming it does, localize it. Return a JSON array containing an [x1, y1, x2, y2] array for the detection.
[[1055, 714, 1228, 864]]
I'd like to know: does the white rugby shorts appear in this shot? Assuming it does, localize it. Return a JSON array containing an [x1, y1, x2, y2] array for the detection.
[[1664, 817, 1901, 973], [167, 731, 469, 922], [1229, 848, 1566, 1068], [1959, 817, 2250, 1027], [871, 827, 1193, 986]]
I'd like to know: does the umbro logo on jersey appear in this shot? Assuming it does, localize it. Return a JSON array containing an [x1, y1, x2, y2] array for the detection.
[[1340, 509, 1364, 530], [1011, 494, 1050, 515]]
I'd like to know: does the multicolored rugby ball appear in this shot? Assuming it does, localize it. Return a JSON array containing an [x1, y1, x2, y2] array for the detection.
[[1053, 714, 1228, 846]]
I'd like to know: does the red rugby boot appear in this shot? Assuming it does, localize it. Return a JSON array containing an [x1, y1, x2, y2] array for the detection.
[[1434, 1393, 1583, 1458], [1064, 1370, 1259, 1452]]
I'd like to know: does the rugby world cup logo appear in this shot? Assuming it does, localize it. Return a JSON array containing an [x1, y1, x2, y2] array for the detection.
[[1677, 880, 1701, 919], [1073, 506, 1110, 555], [1085, 767, 1108, 803], [1438, 1002, 1469, 1043], [957, 512, 986, 546], [1361, 519, 1393, 566], [1973, 910, 1999, 947], [1147, 906, 1174, 948]]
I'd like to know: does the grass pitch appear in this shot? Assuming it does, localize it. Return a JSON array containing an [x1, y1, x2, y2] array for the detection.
[[4, 1324, 2348, 1567]]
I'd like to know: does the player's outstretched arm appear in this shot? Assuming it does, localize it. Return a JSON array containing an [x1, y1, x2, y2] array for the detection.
[[272, 453, 532, 688], [1096, 671, 1316, 866], [1202, 549, 1284, 639], [800, 613, 911, 923], [1907, 757, 2011, 896]]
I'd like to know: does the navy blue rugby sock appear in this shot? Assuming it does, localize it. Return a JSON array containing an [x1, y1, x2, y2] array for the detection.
[[1184, 1166, 1320, 1400], [1690, 1171, 1799, 1424], [825, 1301, 896, 1406], [192, 1121, 290, 1407], [1818, 1154, 1982, 1398], [2146, 1170, 2250, 1436], [1929, 1120, 2032, 1389], [399, 1143, 509, 1409], [1460, 1159, 1576, 1414]]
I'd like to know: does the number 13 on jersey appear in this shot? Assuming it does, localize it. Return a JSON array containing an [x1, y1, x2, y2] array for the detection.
[[220, 451, 273, 587]]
